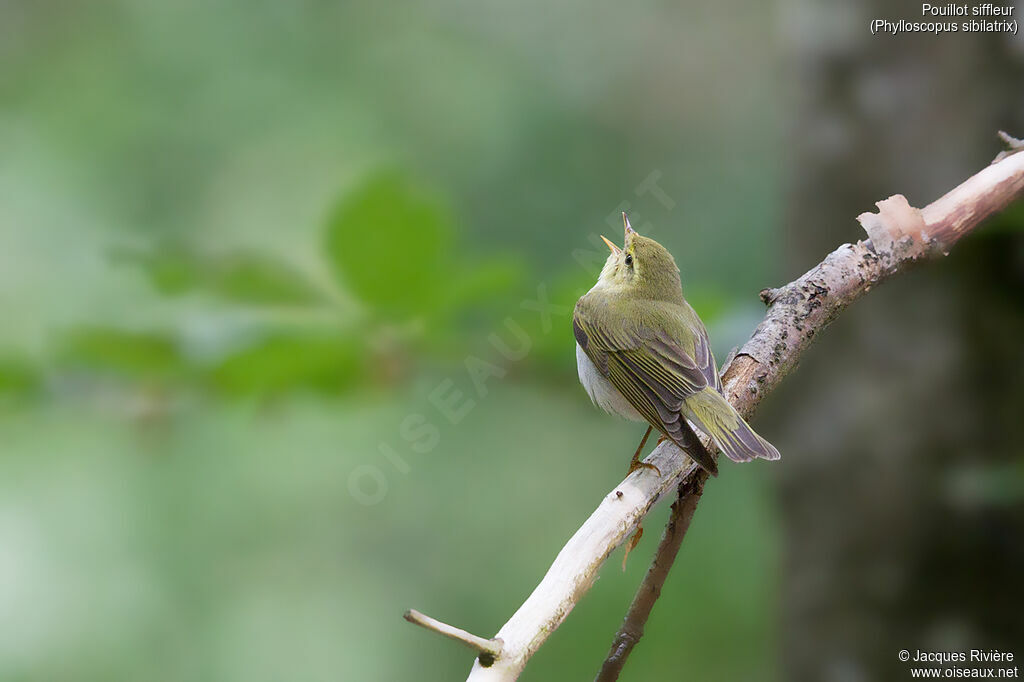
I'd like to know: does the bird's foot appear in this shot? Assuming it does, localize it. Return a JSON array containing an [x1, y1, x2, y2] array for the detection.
[[627, 425, 660, 476], [627, 458, 662, 477]]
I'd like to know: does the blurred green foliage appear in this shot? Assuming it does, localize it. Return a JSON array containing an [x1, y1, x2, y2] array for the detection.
[[59, 328, 187, 379], [19, 171, 530, 401], [0, 1, 790, 680], [0, 356, 39, 402], [112, 246, 323, 305], [326, 172, 455, 316], [210, 333, 366, 396]]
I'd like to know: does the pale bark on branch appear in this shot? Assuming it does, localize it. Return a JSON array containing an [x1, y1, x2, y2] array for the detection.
[[405, 136, 1024, 682]]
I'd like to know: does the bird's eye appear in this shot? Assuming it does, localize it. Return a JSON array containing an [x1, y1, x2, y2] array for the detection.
[[624, 254, 633, 267]]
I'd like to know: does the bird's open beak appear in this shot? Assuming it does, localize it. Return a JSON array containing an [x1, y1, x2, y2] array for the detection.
[[623, 212, 636, 238], [600, 235, 621, 254]]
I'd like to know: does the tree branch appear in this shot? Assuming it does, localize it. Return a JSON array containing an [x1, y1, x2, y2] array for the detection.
[[404, 610, 503, 665], [595, 472, 708, 681], [593, 137, 1024, 680], [405, 136, 1024, 682]]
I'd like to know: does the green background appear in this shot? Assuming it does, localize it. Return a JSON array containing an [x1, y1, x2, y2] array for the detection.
[[2, 1, 1021, 680]]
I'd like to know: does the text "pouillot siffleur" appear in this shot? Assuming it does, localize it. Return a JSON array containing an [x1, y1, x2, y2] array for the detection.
[[922, 3, 1016, 15]]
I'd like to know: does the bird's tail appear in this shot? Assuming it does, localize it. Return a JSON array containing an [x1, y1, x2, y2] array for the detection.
[[682, 388, 781, 464]]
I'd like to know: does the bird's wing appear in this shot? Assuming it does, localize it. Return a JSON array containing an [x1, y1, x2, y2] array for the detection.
[[573, 298, 717, 472], [688, 312, 722, 393]]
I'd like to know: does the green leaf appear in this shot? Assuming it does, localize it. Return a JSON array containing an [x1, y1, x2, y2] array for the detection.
[[58, 328, 185, 378], [113, 246, 321, 305], [209, 333, 365, 396], [325, 172, 453, 316], [0, 356, 40, 399], [207, 253, 322, 304]]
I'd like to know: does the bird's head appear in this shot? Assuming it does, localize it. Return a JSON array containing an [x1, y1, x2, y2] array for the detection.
[[595, 214, 683, 302]]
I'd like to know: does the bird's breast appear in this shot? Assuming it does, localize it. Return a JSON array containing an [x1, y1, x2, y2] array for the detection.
[[575, 343, 644, 421]]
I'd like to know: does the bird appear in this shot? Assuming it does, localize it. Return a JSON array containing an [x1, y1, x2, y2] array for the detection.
[[573, 214, 780, 477]]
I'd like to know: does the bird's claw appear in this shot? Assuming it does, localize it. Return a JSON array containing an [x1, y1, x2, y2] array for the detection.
[[628, 459, 662, 477]]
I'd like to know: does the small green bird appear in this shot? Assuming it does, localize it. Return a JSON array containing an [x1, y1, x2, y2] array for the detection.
[[573, 214, 780, 477]]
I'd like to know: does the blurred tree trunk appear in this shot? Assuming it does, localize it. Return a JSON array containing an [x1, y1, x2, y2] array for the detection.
[[775, 7, 1024, 680]]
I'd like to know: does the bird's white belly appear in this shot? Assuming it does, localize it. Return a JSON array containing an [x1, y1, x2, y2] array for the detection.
[[576, 343, 644, 421]]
